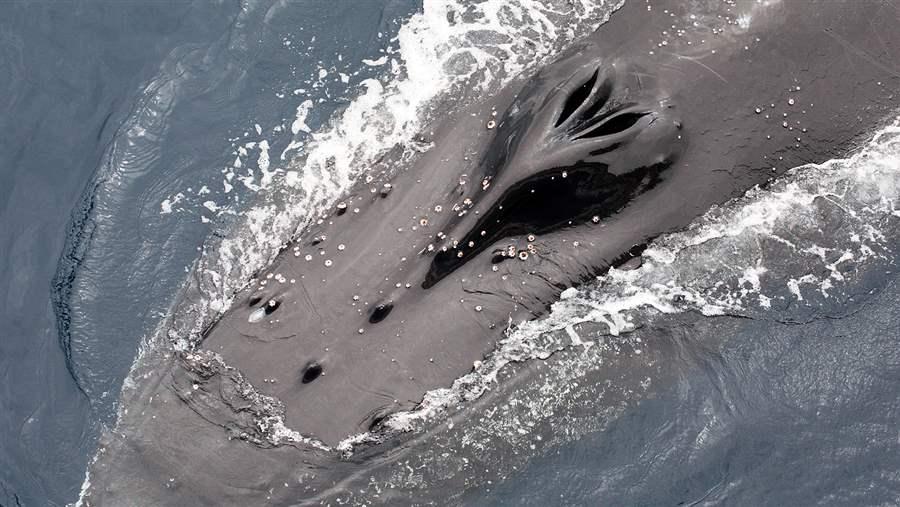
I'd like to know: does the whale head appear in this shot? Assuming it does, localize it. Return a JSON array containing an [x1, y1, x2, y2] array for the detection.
[[197, 43, 685, 445]]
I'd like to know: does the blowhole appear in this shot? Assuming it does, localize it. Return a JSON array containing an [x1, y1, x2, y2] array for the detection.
[[301, 362, 323, 384], [369, 302, 394, 324]]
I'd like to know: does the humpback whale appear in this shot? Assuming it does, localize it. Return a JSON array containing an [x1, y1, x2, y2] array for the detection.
[[81, 0, 900, 504]]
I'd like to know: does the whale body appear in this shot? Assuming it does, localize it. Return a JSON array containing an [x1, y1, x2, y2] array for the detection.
[[81, 0, 900, 504]]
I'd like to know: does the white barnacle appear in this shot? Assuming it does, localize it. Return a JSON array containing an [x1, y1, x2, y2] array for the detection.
[[337, 244, 346, 251], [324, 259, 333, 267], [518, 251, 529, 261], [304, 254, 313, 261]]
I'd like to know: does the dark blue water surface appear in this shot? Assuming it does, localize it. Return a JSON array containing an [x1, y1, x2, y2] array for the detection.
[[0, 2, 415, 504]]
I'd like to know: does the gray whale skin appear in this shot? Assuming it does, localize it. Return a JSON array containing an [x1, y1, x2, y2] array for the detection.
[[82, 0, 900, 504]]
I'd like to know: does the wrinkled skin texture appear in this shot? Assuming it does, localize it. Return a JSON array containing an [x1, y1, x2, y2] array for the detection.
[[83, 0, 900, 505]]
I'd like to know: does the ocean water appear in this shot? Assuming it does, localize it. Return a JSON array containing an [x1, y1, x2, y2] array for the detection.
[[2, 1, 899, 506]]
